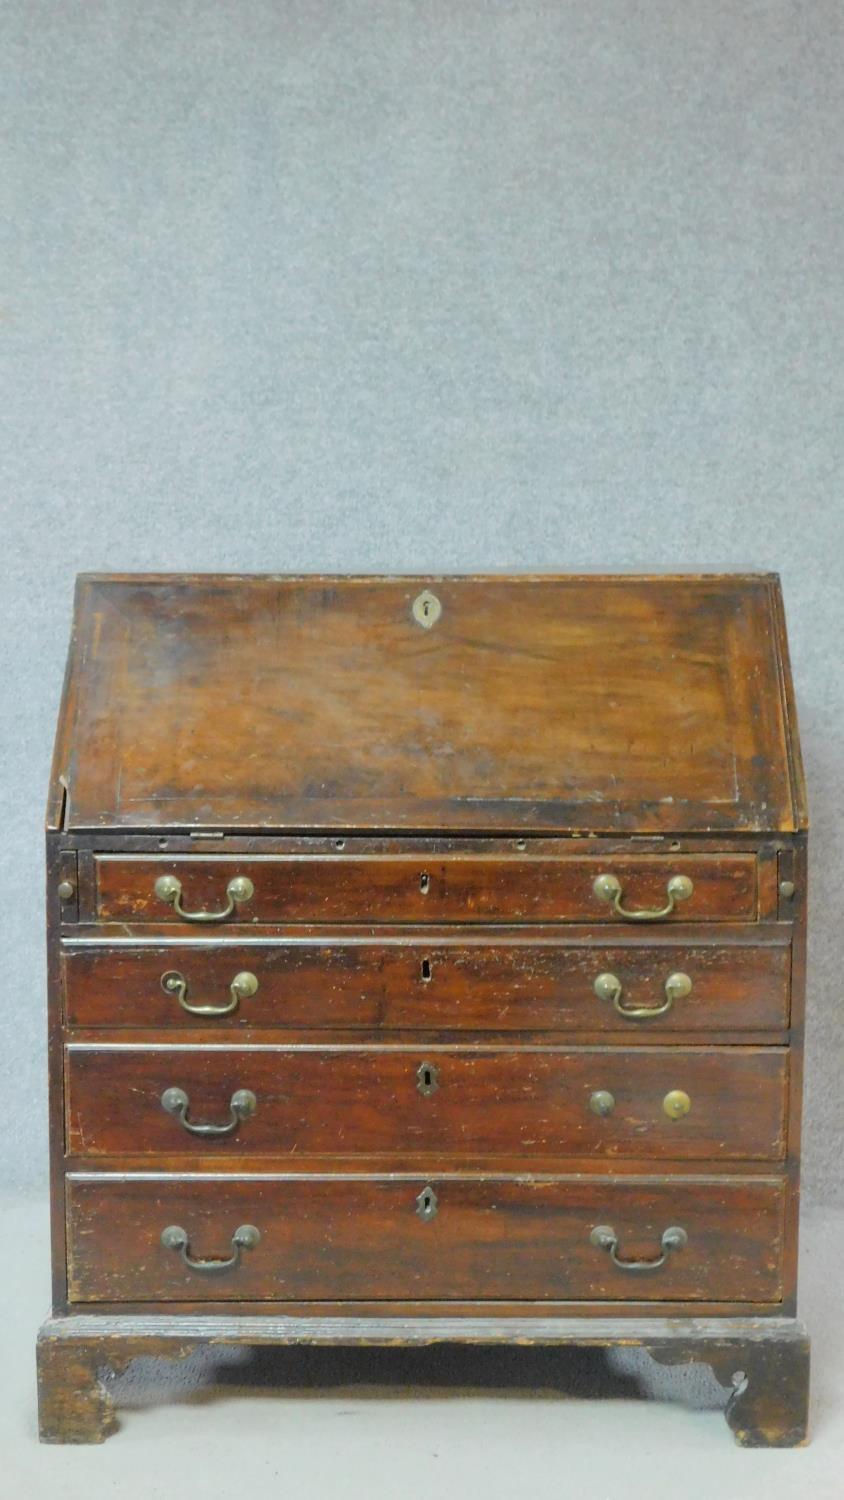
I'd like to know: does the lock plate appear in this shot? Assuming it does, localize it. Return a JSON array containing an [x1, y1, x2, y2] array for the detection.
[[412, 590, 442, 629], [416, 1185, 438, 1221], [416, 1060, 439, 1096]]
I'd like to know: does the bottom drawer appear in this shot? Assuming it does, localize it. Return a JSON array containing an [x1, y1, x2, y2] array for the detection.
[[66, 1175, 785, 1304]]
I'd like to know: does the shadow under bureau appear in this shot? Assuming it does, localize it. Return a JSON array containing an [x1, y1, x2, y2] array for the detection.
[[38, 572, 810, 1445]]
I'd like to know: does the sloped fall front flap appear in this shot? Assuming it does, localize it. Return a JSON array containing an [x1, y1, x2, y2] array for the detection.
[[49, 573, 805, 835]]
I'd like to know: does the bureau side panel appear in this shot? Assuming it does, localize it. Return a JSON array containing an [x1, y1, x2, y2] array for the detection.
[[781, 834, 807, 1314], [46, 833, 69, 1310]]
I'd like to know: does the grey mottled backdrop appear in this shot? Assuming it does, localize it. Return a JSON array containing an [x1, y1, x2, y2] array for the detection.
[[1, 1, 841, 1199]]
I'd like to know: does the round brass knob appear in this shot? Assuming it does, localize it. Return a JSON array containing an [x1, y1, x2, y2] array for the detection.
[[589, 1089, 616, 1117], [593, 874, 622, 904], [57, 880, 75, 901], [154, 874, 182, 903], [666, 875, 694, 904], [663, 1089, 691, 1120], [232, 971, 259, 998]]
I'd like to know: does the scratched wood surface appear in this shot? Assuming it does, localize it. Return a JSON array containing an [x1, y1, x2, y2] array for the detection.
[[65, 1174, 786, 1304], [36, 1312, 810, 1446], [50, 573, 803, 834], [40, 573, 810, 1447], [64, 1043, 788, 1162], [62, 933, 791, 1033], [92, 851, 759, 923]]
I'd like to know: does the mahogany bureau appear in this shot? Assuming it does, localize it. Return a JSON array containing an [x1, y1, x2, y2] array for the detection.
[[37, 572, 810, 1445]]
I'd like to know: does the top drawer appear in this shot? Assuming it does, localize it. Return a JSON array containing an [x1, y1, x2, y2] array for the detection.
[[92, 853, 759, 926]]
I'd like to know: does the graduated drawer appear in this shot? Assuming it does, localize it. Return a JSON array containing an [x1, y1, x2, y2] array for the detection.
[[65, 1045, 788, 1161], [65, 1174, 786, 1304], [93, 853, 759, 926], [62, 936, 791, 1033]]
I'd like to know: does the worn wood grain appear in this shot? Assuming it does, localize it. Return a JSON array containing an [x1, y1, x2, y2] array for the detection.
[[64, 1044, 788, 1162], [36, 1312, 810, 1446], [93, 852, 759, 925], [51, 574, 801, 834], [63, 934, 790, 1033], [41, 573, 809, 1446], [65, 1175, 786, 1304]]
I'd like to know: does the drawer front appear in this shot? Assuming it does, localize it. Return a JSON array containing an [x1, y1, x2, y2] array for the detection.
[[93, 854, 759, 925], [65, 1046, 787, 1161], [63, 939, 791, 1033], [66, 1174, 786, 1303]]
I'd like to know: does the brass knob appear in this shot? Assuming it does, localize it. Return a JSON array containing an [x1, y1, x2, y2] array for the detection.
[[154, 874, 181, 903], [57, 880, 75, 901], [589, 1090, 616, 1117], [663, 1089, 691, 1120], [227, 876, 255, 904]]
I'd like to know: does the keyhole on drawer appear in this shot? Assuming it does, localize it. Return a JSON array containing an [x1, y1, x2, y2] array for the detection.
[[416, 1185, 438, 1221], [417, 1060, 439, 1096], [420, 872, 430, 895], [420, 957, 432, 982]]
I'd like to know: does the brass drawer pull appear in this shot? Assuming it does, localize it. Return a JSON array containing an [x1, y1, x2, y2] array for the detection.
[[160, 1086, 257, 1136], [160, 1222, 260, 1274], [161, 968, 259, 1017], [590, 1223, 688, 1271], [593, 970, 692, 1019], [592, 873, 693, 922], [153, 873, 254, 923]]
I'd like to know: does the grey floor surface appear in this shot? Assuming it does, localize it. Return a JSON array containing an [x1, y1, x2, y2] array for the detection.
[[3, 1193, 842, 1498]]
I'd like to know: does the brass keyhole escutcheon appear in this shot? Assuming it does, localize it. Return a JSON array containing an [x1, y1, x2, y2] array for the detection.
[[412, 590, 442, 629], [417, 1060, 439, 1096], [416, 1185, 438, 1221], [663, 1089, 691, 1120]]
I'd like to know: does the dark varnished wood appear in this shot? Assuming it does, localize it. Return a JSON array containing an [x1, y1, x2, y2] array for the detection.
[[62, 933, 790, 1033], [36, 1332, 191, 1443], [37, 1313, 809, 1446], [93, 852, 759, 925], [37, 1336, 120, 1443], [50, 574, 803, 835], [64, 1044, 788, 1162], [61, 829, 786, 926], [41, 573, 810, 1445], [45, 839, 69, 1310], [651, 1323, 811, 1447], [65, 1175, 785, 1304]]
